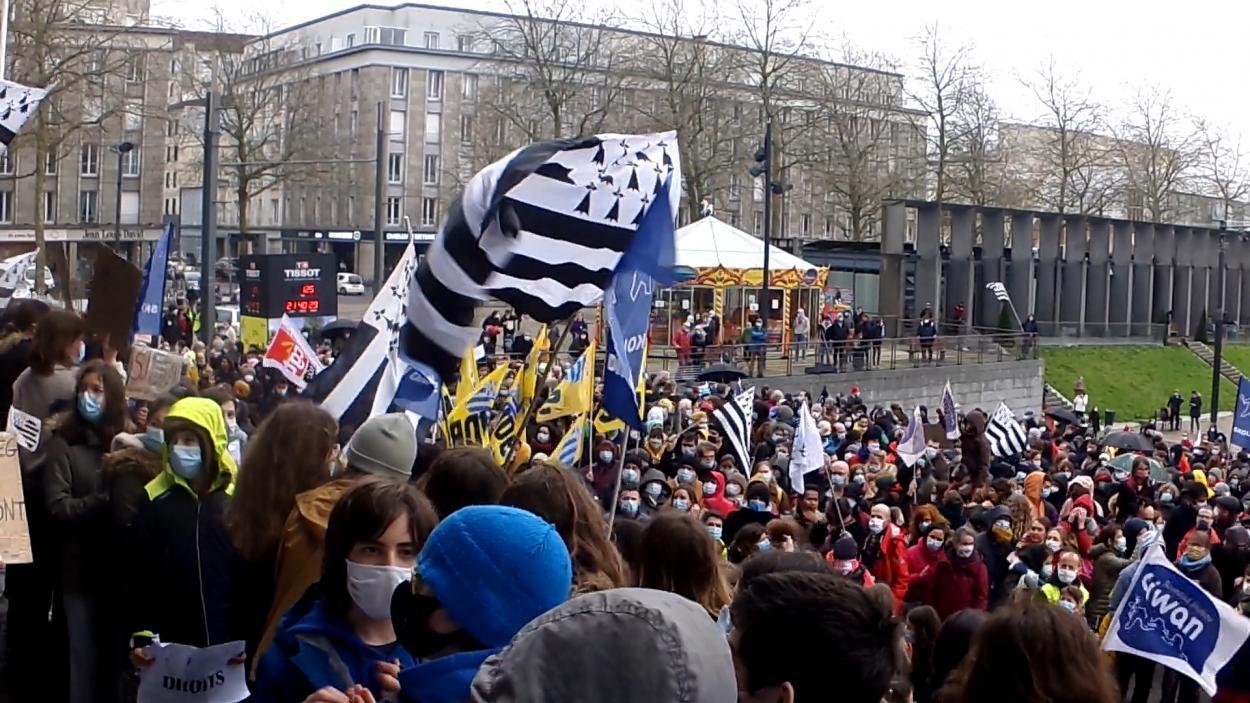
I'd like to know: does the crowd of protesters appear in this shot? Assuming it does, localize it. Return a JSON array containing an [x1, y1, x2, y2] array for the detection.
[[5, 297, 1250, 703]]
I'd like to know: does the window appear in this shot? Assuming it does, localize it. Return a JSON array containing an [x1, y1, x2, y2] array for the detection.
[[462, 74, 477, 100], [387, 153, 403, 183], [120, 192, 139, 224], [423, 155, 439, 185], [364, 26, 406, 46], [0, 152, 13, 175], [753, 177, 764, 202], [457, 35, 474, 52], [391, 67, 408, 97], [43, 191, 56, 223], [385, 196, 402, 226], [347, 196, 355, 222], [125, 53, 143, 82], [45, 148, 57, 175], [121, 147, 140, 177], [824, 217, 834, 238], [753, 210, 762, 235], [389, 111, 405, 139], [80, 143, 99, 176], [728, 174, 740, 201], [270, 198, 279, 224], [124, 102, 141, 130], [350, 68, 359, 97], [424, 113, 441, 143], [424, 32, 439, 49], [421, 197, 438, 227], [79, 190, 98, 223], [346, 33, 355, 48], [800, 214, 811, 238], [427, 70, 443, 100], [459, 114, 473, 143], [0, 191, 11, 223], [350, 109, 359, 134]]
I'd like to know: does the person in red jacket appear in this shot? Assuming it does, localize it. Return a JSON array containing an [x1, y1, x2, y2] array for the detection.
[[906, 526, 989, 620], [701, 470, 737, 518], [906, 523, 949, 579], [862, 503, 910, 607]]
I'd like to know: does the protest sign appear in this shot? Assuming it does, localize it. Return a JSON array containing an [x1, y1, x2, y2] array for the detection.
[[262, 315, 324, 390], [127, 346, 185, 401], [5, 406, 40, 453], [137, 640, 248, 703], [0, 434, 31, 564], [1232, 377, 1250, 452], [86, 247, 143, 356]]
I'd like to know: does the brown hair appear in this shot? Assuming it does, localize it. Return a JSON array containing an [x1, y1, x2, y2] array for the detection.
[[419, 446, 508, 519], [321, 477, 439, 619], [637, 512, 732, 617], [499, 462, 626, 592], [909, 504, 950, 544], [727, 523, 766, 564], [939, 601, 1119, 703], [58, 360, 126, 446], [225, 401, 339, 561], [29, 310, 85, 375]]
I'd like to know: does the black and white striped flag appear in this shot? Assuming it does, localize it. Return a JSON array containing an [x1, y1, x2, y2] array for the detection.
[[986, 402, 1028, 458], [0, 251, 35, 308], [713, 387, 756, 470], [400, 132, 681, 384], [986, 281, 1011, 304], [0, 80, 48, 152]]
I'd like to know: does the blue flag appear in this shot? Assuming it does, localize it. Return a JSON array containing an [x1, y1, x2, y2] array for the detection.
[[1102, 544, 1250, 695], [132, 222, 174, 338], [1232, 377, 1250, 452], [602, 177, 675, 429]]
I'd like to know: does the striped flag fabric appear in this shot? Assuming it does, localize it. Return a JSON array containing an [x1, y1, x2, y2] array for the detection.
[[0, 80, 48, 153], [986, 402, 1028, 458], [986, 281, 1011, 303], [895, 406, 927, 467], [400, 131, 682, 386], [941, 381, 960, 440], [0, 251, 36, 308], [713, 387, 756, 470], [552, 413, 587, 467]]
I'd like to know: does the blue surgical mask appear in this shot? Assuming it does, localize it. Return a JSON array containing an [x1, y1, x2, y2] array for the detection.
[[644, 483, 663, 498], [677, 469, 695, 484], [831, 474, 847, 487], [599, 451, 614, 464], [1041, 487, 1053, 499], [757, 538, 772, 552], [77, 392, 103, 423], [170, 444, 203, 480], [619, 499, 639, 516], [707, 525, 723, 541], [673, 499, 690, 512], [622, 468, 640, 485], [748, 499, 768, 512], [141, 427, 164, 453], [853, 474, 866, 486]]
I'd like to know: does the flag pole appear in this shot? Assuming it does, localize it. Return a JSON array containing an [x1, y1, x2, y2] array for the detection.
[[606, 432, 633, 535], [500, 313, 579, 469]]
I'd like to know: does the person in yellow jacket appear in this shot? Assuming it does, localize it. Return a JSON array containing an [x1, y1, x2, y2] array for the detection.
[[1040, 549, 1090, 607]]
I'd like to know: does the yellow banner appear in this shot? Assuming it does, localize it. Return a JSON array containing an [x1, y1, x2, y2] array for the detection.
[[536, 340, 596, 423]]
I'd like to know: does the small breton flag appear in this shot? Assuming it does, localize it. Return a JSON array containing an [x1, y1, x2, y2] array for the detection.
[[0, 80, 48, 152], [712, 387, 756, 470], [986, 281, 1011, 303], [986, 402, 1028, 457]]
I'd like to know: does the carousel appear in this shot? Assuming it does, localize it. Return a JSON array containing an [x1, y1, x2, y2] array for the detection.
[[652, 216, 834, 350]]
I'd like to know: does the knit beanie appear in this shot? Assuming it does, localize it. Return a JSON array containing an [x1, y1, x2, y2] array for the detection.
[[417, 505, 573, 648], [344, 412, 417, 479], [833, 534, 859, 560]]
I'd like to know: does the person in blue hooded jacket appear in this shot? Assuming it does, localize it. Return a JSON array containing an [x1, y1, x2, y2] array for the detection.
[[251, 477, 439, 703], [390, 505, 573, 703]]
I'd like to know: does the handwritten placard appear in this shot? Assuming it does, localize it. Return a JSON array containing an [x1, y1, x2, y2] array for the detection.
[[5, 406, 40, 453], [0, 434, 31, 564], [137, 640, 248, 703], [127, 346, 185, 401]]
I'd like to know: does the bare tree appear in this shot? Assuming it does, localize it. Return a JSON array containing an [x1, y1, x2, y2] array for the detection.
[[7, 0, 133, 297], [909, 23, 975, 203], [1111, 87, 1197, 222], [1194, 119, 1250, 222]]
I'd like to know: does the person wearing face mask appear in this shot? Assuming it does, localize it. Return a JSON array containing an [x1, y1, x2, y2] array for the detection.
[[128, 397, 241, 673], [252, 479, 437, 703], [723, 482, 775, 543], [1040, 549, 1089, 607], [827, 533, 876, 586], [1086, 524, 1132, 629], [639, 469, 672, 519], [701, 470, 736, 519], [906, 527, 988, 620], [643, 424, 668, 464], [1159, 530, 1222, 703], [391, 506, 572, 703], [905, 523, 949, 579], [103, 395, 175, 530], [42, 361, 127, 703], [721, 472, 747, 511], [860, 503, 910, 608], [669, 487, 700, 516], [616, 488, 643, 522], [975, 506, 1017, 608], [528, 423, 557, 456]]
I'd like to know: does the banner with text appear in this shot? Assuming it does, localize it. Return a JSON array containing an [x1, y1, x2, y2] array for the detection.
[[0, 434, 31, 563], [137, 639, 248, 703]]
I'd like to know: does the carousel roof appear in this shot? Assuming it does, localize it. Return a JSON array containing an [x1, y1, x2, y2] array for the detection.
[[674, 216, 819, 272]]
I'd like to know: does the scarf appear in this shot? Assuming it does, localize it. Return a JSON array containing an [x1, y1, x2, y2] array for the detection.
[[1178, 553, 1213, 573]]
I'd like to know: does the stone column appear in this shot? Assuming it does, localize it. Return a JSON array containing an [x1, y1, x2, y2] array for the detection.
[[1035, 214, 1061, 335], [1085, 219, 1110, 337], [1109, 221, 1132, 337], [1130, 223, 1155, 337], [948, 206, 975, 332], [1060, 216, 1087, 335], [914, 204, 941, 322], [1195, 228, 1216, 327], [1174, 227, 1193, 336], [1008, 212, 1034, 319], [977, 209, 1006, 329], [879, 201, 907, 337], [1153, 225, 1176, 336]]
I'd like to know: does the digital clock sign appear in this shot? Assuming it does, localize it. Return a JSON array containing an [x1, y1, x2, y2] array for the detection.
[[238, 253, 338, 319]]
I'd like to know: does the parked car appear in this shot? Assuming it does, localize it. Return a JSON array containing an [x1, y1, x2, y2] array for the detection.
[[23, 266, 54, 291], [214, 257, 238, 281], [337, 272, 365, 295]]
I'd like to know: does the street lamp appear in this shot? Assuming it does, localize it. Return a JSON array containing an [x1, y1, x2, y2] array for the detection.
[[748, 123, 791, 341], [110, 141, 134, 248]]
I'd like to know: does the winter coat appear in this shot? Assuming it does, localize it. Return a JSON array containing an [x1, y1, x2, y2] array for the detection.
[[905, 549, 989, 620], [42, 416, 110, 592], [975, 530, 1015, 607], [399, 650, 497, 703], [863, 524, 910, 606], [905, 541, 943, 579], [252, 590, 416, 703], [0, 334, 32, 427], [102, 444, 165, 533], [701, 471, 736, 518], [128, 398, 240, 648], [1087, 543, 1132, 625], [256, 475, 362, 668], [639, 468, 672, 518]]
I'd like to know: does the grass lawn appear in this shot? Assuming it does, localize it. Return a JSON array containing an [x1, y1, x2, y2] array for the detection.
[[1218, 344, 1250, 377], [1041, 346, 1235, 422]]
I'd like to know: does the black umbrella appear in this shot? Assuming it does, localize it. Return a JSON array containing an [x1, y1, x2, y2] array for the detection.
[[318, 318, 359, 340], [1045, 407, 1082, 426], [1101, 431, 1155, 453], [697, 363, 748, 383]]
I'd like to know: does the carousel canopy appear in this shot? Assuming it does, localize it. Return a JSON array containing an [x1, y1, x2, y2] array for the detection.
[[674, 216, 819, 273]]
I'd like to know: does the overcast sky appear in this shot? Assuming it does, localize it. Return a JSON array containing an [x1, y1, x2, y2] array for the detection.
[[150, 0, 1250, 134]]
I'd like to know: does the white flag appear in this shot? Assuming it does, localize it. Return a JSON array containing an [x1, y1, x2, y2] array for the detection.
[[941, 381, 960, 440], [789, 401, 825, 494], [0, 80, 49, 153], [1102, 544, 1250, 695], [262, 314, 325, 390], [895, 406, 927, 467], [986, 281, 1011, 303]]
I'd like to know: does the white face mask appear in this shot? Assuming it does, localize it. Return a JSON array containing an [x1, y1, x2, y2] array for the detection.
[[345, 560, 410, 621], [1057, 567, 1078, 585], [868, 516, 885, 534], [955, 545, 975, 559], [1045, 539, 1062, 553]]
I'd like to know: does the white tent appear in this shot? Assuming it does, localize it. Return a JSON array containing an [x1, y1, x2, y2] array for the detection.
[[674, 216, 819, 274]]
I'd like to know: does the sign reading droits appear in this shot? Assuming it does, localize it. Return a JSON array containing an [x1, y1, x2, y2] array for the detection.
[[137, 640, 248, 703], [0, 433, 31, 564]]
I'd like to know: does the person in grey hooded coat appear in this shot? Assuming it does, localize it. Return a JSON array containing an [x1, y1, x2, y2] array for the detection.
[[470, 588, 737, 703]]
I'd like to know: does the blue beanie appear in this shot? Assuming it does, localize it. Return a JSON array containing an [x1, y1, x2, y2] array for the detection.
[[417, 505, 572, 648]]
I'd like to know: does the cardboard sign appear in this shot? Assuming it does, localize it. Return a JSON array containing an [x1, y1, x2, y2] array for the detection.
[[5, 406, 40, 453], [0, 434, 32, 564], [137, 640, 248, 703], [127, 346, 185, 401], [86, 247, 143, 357]]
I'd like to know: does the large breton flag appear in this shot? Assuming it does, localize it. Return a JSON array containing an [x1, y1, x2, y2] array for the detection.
[[0, 79, 48, 153], [399, 132, 682, 392], [304, 243, 427, 442], [0, 250, 36, 308], [714, 387, 756, 470], [986, 402, 1028, 458]]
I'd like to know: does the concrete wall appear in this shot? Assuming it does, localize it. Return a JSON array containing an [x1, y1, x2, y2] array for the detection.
[[775, 359, 1045, 413]]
